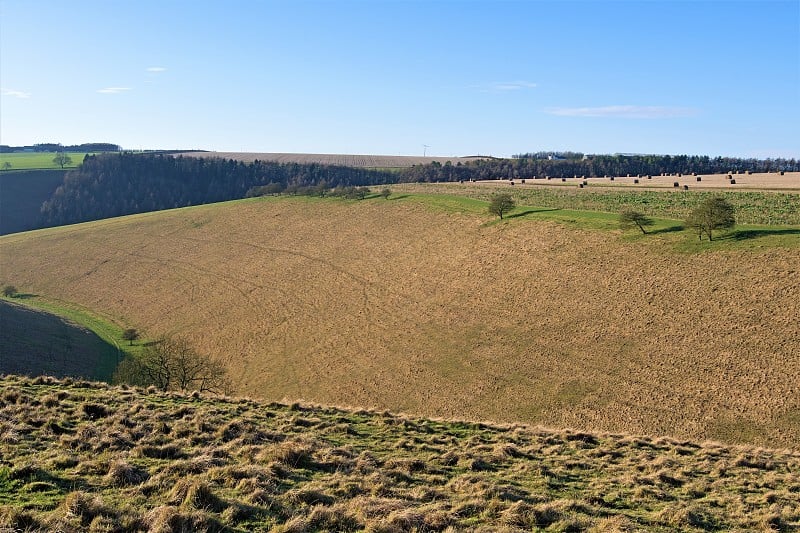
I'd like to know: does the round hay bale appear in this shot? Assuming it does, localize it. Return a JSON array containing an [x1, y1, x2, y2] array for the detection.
[[673, 182, 680, 188], [683, 185, 689, 190], [634, 179, 639, 184], [730, 179, 736, 184], [696, 176, 701, 182]]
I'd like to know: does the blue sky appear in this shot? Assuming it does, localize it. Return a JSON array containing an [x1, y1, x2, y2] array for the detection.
[[1, 0, 798, 158]]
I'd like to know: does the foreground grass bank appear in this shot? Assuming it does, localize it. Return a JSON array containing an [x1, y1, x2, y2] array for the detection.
[[1, 375, 798, 531]]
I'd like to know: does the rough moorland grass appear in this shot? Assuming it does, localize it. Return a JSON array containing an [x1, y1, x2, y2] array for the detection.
[[0, 375, 797, 532], [391, 182, 800, 225], [0, 152, 90, 170]]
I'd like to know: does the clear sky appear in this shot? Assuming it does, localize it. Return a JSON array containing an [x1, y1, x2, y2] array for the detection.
[[1, 0, 798, 158]]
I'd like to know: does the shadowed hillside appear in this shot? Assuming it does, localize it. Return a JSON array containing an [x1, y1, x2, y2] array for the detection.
[[0, 170, 65, 235], [0, 300, 120, 381], [1, 375, 798, 531], [1, 196, 798, 447]]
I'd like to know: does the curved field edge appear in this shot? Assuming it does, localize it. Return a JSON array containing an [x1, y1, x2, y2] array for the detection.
[[1, 375, 798, 532], [1, 195, 798, 448]]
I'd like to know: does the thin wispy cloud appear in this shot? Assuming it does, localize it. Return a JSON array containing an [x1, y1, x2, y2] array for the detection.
[[1, 88, 31, 99], [545, 105, 698, 119], [475, 81, 538, 93], [97, 87, 132, 94], [146, 67, 167, 73]]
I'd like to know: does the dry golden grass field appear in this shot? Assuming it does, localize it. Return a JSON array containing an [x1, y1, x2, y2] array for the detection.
[[1, 195, 799, 448], [176, 151, 482, 168]]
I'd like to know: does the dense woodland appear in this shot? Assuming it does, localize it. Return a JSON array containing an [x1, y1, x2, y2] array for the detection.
[[39, 153, 393, 226], [38, 152, 799, 227]]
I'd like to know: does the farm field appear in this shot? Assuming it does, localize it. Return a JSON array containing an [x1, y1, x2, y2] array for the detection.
[[1, 375, 798, 531], [482, 172, 800, 191], [1, 195, 798, 448], [175, 151, 484, 168], [0, 152, 90, 171]]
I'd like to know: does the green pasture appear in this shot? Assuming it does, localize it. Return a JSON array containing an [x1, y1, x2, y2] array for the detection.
[[382, 192, 800, 251], [0, 152, 91, 170], [390, 182, 800, 225]]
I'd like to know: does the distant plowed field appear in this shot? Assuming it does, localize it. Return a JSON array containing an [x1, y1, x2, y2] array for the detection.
[[175, 151, 482, 167], [2, 197, 798, 447]]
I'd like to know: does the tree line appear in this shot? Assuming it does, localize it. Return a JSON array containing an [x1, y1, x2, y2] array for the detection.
[[0, 142, 121, 153], [37, 152, 798, 228], [402, 154, 799, 182], [39, 153, 395, 227]]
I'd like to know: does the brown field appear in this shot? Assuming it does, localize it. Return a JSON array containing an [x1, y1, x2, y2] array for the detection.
[[175, 151, 483, 168], [1, 197, 799, 448], [488, 172, 800, 191]]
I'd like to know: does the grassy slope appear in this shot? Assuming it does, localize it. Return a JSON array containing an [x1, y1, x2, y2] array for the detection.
[[1, 375, 798, 532], [0, 170, 66, 235], [0, 300, 121, 381], [391, 182, 800, 225], [1, 194, 798, 448]]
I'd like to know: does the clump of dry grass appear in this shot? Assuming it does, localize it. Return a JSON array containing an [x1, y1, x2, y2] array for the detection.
[[2, 375, 799, 531]]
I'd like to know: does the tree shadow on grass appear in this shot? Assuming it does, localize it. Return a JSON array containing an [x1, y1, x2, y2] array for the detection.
[[506, 208, 559, 219], [649, 225, 684, 235], [7, 293, 38, 300], [728, 228, 800, 241], [388, 195, 410, 200]]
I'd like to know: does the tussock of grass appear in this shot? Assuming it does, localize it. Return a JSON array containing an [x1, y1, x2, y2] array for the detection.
[[1, 375, 799, 531]]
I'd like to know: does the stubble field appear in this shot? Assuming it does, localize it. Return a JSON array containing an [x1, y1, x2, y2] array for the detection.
[[1, 196, 798, 448]]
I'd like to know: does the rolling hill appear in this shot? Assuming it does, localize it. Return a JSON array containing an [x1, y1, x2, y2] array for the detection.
[[1, 195, 798, 448]]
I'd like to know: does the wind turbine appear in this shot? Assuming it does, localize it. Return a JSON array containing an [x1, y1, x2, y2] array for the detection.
[[423, 144, 430, 157]]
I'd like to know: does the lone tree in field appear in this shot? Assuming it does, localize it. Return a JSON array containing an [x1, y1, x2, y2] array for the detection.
[[122, 328, 140, 346], [488, 193, 516, 220], [619, 209, 654, 234], [685, 196, 736, 241], [380, 188, 391, 200], [2, 285, 17, 297], [1, 162, 11, 171], [113, 336, 229, 393], [52, 152, 73, 169]]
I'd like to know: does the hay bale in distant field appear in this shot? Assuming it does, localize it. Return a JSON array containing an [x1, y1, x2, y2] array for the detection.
[[634, 179, 639, 184], [696, 177, 701, 182], [730, 179, 736, 184], [673, 182, 680, 188], [684, 185, 689, 191]]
